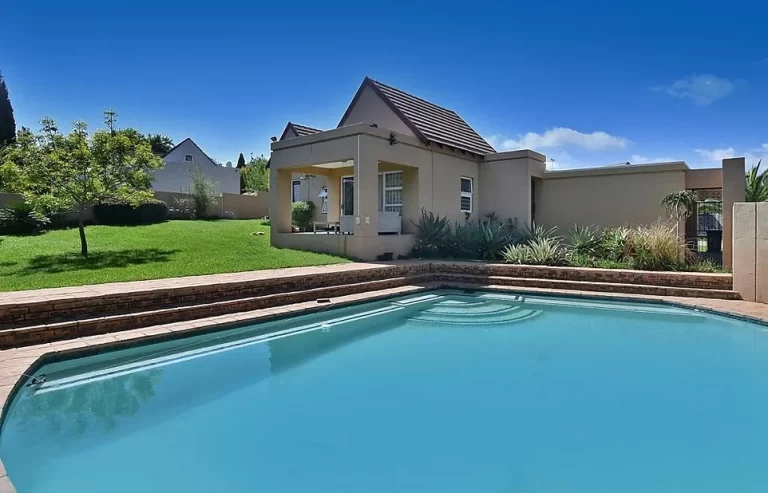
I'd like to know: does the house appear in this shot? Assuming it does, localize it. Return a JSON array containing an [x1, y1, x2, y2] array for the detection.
[[269, 77, 745, 265], [153, 138, 240, 194]]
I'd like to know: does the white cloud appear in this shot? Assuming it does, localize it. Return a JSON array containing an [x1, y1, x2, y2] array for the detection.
[[496, 127, 629, 151], [758, 57, 768, 65], [694, 147, 736, 162], [652, 74, 735, 105]]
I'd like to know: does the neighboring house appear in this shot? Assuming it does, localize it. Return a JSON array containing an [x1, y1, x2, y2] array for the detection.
[[269, 77, 744, 265], [153, 138, 240, 194]]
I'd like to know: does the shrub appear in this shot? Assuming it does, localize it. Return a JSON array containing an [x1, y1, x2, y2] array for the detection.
[[411, 209, 451, 258], [502, 237, 567, 266], [291, 201, 315, 230], [187, 165, 218, 219], [475, 221, 514, 260], [626, 221, 687, 271], [568, 225, 601, 257], [94, 199, 168, 225], [598, 227, 631, 261], [450, 220, 479, 259], [523, 222, 561, 243], [0, 202, 50, 235]]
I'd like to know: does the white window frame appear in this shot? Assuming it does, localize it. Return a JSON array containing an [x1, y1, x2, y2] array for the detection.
[[379, 171, 403, 213], [460, 177, 473, 213], [291, 179, 301, 203], [184, 154, 193, 162]]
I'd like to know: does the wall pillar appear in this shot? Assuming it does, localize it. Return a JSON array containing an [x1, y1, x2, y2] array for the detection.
[[271, 168, 293, 234], [757, 202, 768, 303], [353, 143, 379, 236], [733, 202, 756, 301], [722, 157, 746, 269]]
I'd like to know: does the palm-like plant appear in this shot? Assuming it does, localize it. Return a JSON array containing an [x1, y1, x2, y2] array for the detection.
[[745, 160, 768, 202], [411, 209, 451, 258], [661, 190, 696, 239]]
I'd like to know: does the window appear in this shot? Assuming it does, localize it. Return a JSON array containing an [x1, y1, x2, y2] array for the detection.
[[184, 154, 193, 162], [378, 171, 403, 214], [291, 180, 301, 202], [460, 177, 473, 213]]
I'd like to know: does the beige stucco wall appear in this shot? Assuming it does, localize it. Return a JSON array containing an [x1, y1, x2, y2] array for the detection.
[[685, 168, 721, 189], [732, 202, 768, 303], [722, 157, 746, 269], [479, 150, 546, 226], [222, 192, 270, 219], [338, 85, 416, 137], [536, 164, 687, 232], [269, 124, 482, 259]]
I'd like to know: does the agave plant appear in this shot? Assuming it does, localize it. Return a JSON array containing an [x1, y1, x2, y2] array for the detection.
[[411, 209, 451, 258], [568, 225, 601, 257], [501, 244, 530, 264], [450, 220, 479, 258], [526, 237, 568, 266], [746, 160, 768, 202], [475, 221, 513, 261], [523, 222, 560, 243]]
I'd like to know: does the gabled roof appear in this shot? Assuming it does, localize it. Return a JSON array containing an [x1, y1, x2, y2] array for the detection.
[[279, 122, 322, 141], [162, 137, 218, 166], [338, 77, 496, 156]]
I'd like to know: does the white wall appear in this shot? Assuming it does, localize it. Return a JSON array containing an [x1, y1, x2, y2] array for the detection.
[[154, 138, 240, 194]]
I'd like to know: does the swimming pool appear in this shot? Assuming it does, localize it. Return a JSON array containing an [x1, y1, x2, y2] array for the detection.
[[2, 290, 768, 492]]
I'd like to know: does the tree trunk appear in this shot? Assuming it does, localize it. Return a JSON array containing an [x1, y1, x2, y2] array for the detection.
[[78, 210, 88, 258]]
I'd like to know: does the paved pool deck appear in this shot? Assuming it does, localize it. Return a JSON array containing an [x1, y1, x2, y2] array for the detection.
[[1, 262, 767, 492]]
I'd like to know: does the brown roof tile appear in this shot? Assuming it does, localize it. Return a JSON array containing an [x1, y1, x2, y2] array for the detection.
[[279, 122, 322, 141], [340, 77, 495, 155]]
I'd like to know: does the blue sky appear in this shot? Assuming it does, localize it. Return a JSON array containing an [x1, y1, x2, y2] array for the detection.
[[1, 0, 766, 169]]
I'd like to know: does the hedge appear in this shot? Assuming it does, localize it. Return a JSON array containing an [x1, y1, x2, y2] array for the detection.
[[93, 199, 168, 225]]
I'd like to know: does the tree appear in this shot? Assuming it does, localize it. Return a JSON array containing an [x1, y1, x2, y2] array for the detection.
[[240, 154, 269, 193], [661, 190, 696, 260], [236, 152, 246, 169], [0, 71, 16, 146], [145, 133, 174, 156], [745, 160, 768, 202], [6, 111, 162, 257]]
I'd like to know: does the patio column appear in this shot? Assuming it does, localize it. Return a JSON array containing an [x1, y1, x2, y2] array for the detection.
[[271, 168, 293, 234], [353, 143, 379, 236], [722, 157, 746, 269]]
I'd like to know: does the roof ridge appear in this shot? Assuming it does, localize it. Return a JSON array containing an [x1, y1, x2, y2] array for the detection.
[[369, 77, 459, 116]]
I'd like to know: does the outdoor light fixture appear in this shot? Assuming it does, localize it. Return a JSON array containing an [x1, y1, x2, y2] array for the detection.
[[389, 132, 398, 145], [270, 136, 277, 142]]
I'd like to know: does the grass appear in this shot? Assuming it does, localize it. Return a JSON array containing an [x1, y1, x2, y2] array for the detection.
[[0, 220, 349, 292]]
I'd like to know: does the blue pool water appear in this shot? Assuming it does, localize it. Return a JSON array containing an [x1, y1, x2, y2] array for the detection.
[[2, 290, 768, 492]]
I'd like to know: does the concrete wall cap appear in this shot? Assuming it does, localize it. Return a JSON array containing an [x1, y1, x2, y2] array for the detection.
[[544, 161, 688, 179], [484, 149, 546, 163]]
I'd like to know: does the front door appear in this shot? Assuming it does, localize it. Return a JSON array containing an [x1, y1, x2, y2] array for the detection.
[[341, 176, 354, 216]]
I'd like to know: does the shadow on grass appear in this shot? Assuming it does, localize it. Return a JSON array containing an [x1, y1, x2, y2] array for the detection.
[[19, 248, 179, 274]]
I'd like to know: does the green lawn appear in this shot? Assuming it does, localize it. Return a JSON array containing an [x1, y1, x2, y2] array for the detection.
[[0, 220, 349, 292]]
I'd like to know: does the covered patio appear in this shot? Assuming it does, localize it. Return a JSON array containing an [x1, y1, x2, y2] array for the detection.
[[270, 124, 429, 260]]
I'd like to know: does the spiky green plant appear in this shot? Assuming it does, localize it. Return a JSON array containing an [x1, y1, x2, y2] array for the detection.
[[745, 160, 768, 202], [474, 221, 513, 260], [411, 209, 452, 258], [568, 225, 601, 257]]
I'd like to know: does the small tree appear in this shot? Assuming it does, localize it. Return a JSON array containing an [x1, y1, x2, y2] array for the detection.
[[0, 71, 16, 147], [236, 152, 246, 169], [240, 154, 269, 193], [661, 190, 696, 260], [146, 133, 174, 156], [11, 112, 162, 256], [186, 165, 218, 218]]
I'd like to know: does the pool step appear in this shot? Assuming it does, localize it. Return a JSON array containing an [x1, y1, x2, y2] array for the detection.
[[0, 276, 429, 349], [435, 273, 741, 300], [409, 300, 542, 325]]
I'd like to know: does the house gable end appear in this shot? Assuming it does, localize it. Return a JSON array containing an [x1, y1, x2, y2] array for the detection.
[[337, 79, 419, 139], [163, 138, 218, 167]]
